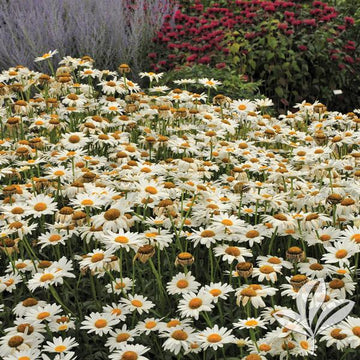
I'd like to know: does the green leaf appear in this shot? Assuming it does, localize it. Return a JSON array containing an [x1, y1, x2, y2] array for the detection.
[[230, 43, 240, 54], [249, 59, 256, 70], [275, 86, 284, 97], [267, 36, 277, 49]]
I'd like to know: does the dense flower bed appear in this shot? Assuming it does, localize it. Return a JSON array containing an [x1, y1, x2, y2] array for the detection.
[[150, 0, 359, 110], [0, 54, 360, 360]]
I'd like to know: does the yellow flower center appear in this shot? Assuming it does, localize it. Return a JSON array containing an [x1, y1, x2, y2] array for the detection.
[[245, 319, 258, 327], [121, 351, 138, 360]]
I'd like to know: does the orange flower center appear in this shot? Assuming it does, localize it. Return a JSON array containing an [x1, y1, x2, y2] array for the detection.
[[188, 298, 202, 309], [172, 329, 188, 340], [221, 219, 233, 226], [246, 230, 259, 238], [34, 202, 47, 211], [201, 230, 215, 237], [351, 234, 360, 243], [335, 249, 348, 259], [207, 334, 222, 343], [81, 199, 94, 206], [116, 333, 130, 342], [91, 253, 105, 263], [259, 265, 274, 274], [145, 186, 158, 194], [94, 319, 107, 328], [69, 135, 80, 143], [115, 236, 129, 244], [268, 257, 281, 264], [145, 321, 157, 329], [131, 299, 143, 307], [352, 326, 360, 337], [121, 351, 138, 360], [40, 273, 54, 282], [210, 289, 222, 297], [245, 319, 258, 327], [225, 246, 240, 256], [49, 234, 61, 242], [54, 345, 67, 352], [104, 209, 121, 221], [176, 279, 189, 289], [37, 311, 50, 320]]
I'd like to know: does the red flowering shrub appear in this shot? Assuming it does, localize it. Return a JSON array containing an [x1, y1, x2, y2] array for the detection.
[[149, 0, 360, 111]]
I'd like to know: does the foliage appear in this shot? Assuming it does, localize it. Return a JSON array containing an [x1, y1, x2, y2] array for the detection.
[[160, 64, 262, 99], [149, 0, 360, 112], [0, 0, 176, 73]]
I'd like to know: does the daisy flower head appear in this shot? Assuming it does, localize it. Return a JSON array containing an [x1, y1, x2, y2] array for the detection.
[[109, 344, 150, 360], [322, 241, 358, 267], [27, 194, 57, 218], [233, 316, 268, 330], [319, 324, 350, 350], [213, 244, 253, 264], [338, 316, 360, 349], [121, 294, 155, 315], [161, 326, 196, 355], [34, 49, 58, 62], [178, 291, 214, 320], [139, 72, 164, 82], [106, 277, 134, 295], [79, 248, 114, 272], [106, 325, 139, 351], [197, 325, 235, 350], [42, 336, 78, 354], [136, 317, 165, 335], [198, 78, 222, 89], [252, 264, 282, 283], [203, 282, 234, 303], [103, 230, 144, 252], [102, 302, 131, 322], [166, 271, 201, 295], [80, 312, 120, 336], [231, 99, 256, 115], [235, 284, 277, 308]]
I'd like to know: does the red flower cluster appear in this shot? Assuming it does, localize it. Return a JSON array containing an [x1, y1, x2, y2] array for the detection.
[[149, 0, 357, 71]]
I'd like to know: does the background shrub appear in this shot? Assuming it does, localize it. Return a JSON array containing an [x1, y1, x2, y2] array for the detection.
[[0, 0, 176, 74], [150, 0, 360, 112]]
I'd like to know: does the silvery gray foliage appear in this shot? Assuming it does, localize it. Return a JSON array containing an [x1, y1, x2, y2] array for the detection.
[[273, 279, 354, 354], [0, 0, 175, 72]]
